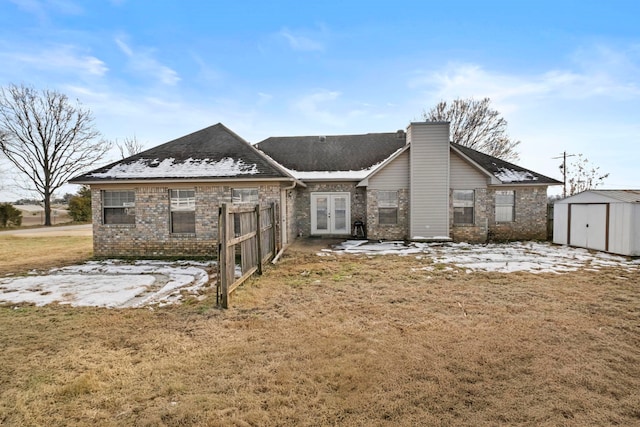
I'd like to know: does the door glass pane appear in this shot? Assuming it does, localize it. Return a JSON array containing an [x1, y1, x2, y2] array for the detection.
[[334, 197, 346, 231], [316, 197, 328, 230]]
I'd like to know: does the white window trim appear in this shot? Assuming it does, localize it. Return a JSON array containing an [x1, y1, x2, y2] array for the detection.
[[232, 188, 259, 204], [170, 189, 196, 234], [495, 190, 515, 223], [378, 190, 399, 225], [453, 189, 475, 225], [102, 190, 136, 225]]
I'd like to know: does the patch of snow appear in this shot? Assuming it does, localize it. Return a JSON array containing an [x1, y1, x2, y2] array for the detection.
[[287, 170, 372, 180], [283, 153, 395, 181], [0, 260, 214, 308], [323, 240, 639, 274], [494, 168, 538, 182], [90, 157, 258, 178]]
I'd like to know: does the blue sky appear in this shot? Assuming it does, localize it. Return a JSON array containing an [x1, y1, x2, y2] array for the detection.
[[1, 0, 639, 201]]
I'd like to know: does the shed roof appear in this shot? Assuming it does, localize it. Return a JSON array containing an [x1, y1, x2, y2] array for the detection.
[[563, 189, 640, 203], [70, 123, 293, 184]]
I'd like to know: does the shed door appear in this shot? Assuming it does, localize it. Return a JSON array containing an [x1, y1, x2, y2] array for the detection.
[[569, 204, 607, 251]]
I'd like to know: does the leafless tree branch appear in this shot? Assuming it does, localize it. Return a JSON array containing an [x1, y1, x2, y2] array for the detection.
[[116, 135, 144, 159], [564, 154, 610, 196], [0, 84, 112, 225], [423, 97, 520, 162]]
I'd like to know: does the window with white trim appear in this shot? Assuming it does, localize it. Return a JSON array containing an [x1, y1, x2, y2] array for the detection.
[[232, 188, 258, 204], [378, 190, 398, 225], [453, 190, 474, 225], [495, 190, 515, 222], [103, 190, 135, 224], [170, 189, 195, 233]]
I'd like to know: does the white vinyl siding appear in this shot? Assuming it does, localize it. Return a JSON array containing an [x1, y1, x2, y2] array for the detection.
[[103, 190, 135, 225], [495, 190, 515, 222], [170, 189, 195, 234], [408, 122, 450, 238], [450, 151, 488, 188], [368, 151, 410, 190]]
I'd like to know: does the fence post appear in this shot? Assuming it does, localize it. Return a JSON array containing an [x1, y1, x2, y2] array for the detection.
[[256, 204, 263, 275], [219, 203, 229, 308]]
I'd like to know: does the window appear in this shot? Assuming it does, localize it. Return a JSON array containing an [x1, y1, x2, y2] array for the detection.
[[378, 190, 398, 225], [453, 190, 474, 225], [103, 190, 135, 224], [495, 190, 515, 222], [170, 189, 196, 233], [232, 188, 258, 204]]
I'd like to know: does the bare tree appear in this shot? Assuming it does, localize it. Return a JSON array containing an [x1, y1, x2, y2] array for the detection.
[[0, 84, 111, 225], [562, 154, 609, 196], [116, 135, 144, 159], [423, 97, 521, 162]]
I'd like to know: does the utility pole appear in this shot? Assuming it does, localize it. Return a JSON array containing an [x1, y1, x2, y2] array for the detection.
[[552, 151, 576, 198]]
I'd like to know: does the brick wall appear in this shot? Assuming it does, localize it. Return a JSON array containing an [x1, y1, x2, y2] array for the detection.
[[365, 189, 409, 240], [448, 186, 549, 243], [487, 186, 548, 241], [92, 183, 281, 258], [294, 183, 366, 237], [450, 188, 489, 243]]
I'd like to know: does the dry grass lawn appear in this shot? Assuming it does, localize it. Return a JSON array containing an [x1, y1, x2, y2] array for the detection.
[[0, 237, 639, 426], [0, 235, 92, 275]]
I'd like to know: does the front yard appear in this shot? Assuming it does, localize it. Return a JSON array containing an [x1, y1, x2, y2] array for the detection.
[[0, 237, 639, 425]]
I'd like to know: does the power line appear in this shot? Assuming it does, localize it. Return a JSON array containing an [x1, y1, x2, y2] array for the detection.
[[552, 151, 576, 198]]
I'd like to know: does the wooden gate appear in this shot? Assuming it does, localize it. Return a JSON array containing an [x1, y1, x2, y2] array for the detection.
[[217, 202, 276, 308], [547, 203, 554, 241]]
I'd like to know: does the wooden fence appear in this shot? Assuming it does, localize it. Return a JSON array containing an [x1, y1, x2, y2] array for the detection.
[[217, 202, 276, 308]]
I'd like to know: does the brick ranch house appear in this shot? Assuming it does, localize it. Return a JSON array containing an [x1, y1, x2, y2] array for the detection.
[[70, 121, 561, 257]]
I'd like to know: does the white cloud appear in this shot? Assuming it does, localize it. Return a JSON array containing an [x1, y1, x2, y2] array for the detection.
[[9, 0, 83, 20], [410, 44, 640, 112], [257, 92, 272, 105], [47, 0, 83, 15], [279, 28, 324, 52], [293, 90, 343, 126], [114, 36, 181, 86], [291, 90, 374, 129], [4, 44, 108, 77], [404, 44, 640, 192]]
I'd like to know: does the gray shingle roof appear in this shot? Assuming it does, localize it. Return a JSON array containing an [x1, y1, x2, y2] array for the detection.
[[451, 142, 562, 185], [255, 131, 407, 171], [70, 123, 290, 183]]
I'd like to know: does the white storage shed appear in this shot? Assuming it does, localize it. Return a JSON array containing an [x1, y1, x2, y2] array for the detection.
[[553, 189, 640, 256]]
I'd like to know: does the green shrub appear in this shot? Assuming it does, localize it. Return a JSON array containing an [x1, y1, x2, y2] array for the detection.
[[0, 203, 22, 227], [68, 186, 92, 222]]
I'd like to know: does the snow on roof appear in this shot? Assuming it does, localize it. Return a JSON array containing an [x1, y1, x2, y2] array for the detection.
[[89, 157, 259, 179], [283, 157, 387, 181], [289, 170, 373, 180], [494, 167, 538, 183]]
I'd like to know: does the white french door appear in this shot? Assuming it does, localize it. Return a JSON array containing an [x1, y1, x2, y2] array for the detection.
[[311, 193, 350, 235]]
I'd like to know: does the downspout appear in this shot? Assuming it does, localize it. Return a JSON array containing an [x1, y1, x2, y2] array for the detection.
[[273, 180, 298, 264]]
